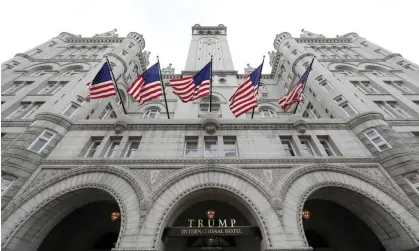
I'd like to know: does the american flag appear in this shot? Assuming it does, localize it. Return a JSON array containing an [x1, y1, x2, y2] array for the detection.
[[279, 60, 313, 111], [128, 63, 162, 104], [229, 63, 263, 118], [169, 62, 211, 102], [87, 62, 116, 100]]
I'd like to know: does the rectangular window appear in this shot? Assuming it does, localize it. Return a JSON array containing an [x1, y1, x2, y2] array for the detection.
[[28, 129, 56, 153], [125, 137, 141, 158], [1, 173, 15, 195], [85, 138, 103, 157], [281, 138, 296, 156], [317, 136, 337, 156], [360, 41, 369, 47], [319, 80, 334, 92], [99, 103, 117, 119], [299, 137, 315, 156], [204, 136, 217, 157], [2, 81, 29, 95], [185, 136, 199, 157], [48, 41, 57, 47], [105, 138, 121, 157], [340, 102, 358, 117], [292, 50, 299, 56], [350, 81, 378, 94], [405, 173, 419, 192], [384, 81, 414, 94], [284, 42, 290, 48], [7, 102, 44, 119], [62, 103, 79, 117], [375, 49, 389, 56], [38, 81, 66, 95], [21, 102, 43, 119], [304, 103, 321, 119], [223, 136, 238, 157], [128, 42, 135, 49], [121, 50, 128, 56], [374, 101, 411, 119], [364, 129, 391, 151]]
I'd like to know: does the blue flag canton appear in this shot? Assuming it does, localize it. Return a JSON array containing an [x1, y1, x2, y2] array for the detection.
[[300, 63, 313, 85], [92, 63, 113, 85], [249, 64, 263, 87], [193, 62, 211, 87], [142, 63, 161, 85]]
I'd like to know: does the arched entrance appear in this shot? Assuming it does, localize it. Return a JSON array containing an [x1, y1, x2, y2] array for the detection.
[[302, 197, 385, 251], [163, 200, 261, 251], [280, 166, 419, 251], [37, 198, 121, 251], [1, 167, 144, 251]]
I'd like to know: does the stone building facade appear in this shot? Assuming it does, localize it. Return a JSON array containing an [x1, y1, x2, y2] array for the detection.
[[1, 25, 419, 251]]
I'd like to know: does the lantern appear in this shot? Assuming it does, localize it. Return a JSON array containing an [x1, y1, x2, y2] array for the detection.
[[207, 209, 216, 219], [302, 209, 311, 220], [111, 211, 121, 221]]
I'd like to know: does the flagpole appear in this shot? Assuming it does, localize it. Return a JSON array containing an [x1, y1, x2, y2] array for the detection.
[[251, 55, 265, 119], [293, 58, 315, 114], [209, 56, 213, 113], [157, 56, 170, 119], [105, 56, 127, 115]]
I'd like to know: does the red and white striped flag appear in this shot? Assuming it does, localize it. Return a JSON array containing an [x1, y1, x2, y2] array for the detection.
[[229, 64, 263, 118], [279, 60, 313, 111], [128, 63, 162, 104]]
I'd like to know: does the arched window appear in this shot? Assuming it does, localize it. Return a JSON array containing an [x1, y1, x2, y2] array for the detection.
[[199, 96, 220, 112], [143, 107, 160, 119], [62, 70, 79, 76], [260, 107, 277, 118], [219, 77, 226, 84]]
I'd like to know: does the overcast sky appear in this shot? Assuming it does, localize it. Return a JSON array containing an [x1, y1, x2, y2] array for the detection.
[[1, 0, 418, 74]]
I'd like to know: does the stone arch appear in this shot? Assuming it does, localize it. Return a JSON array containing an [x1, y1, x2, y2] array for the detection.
[[258, 103, 280, 118], [328, 62, 359, 72], [23, 63, 57, 74], [139, 103, 166, 118], [1, 165, 147, 250], [59, 62, 91, 71], [138, 166, 282, 249], [201, 92, 227, 104], [279, 164, 419, 250], [359, 63, 393, 73]]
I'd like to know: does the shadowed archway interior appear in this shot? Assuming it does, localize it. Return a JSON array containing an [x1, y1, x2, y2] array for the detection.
[[38, 200, 120, 251], [303, 187, 390, 251], [164, 200, 261, 251]]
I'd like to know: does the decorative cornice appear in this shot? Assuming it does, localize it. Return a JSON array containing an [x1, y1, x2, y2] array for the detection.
[[296, 38, 351, 43], [41, 157, 379, 166], [347, 112, 385, 129], [34, 112, 74, 130], [383, 53, 402, 61], [69, 120, 351, 131], [67, 37, 124, 43], [13, 53, 100, 64], [387, 119, 419, 126], [317, 58, 387, 63], [1, 120, 33, 127]]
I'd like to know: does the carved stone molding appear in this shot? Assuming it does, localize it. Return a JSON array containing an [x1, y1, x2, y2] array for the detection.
[[104, 53, 128, 74], [347, 112, 385, 129], [277, 164, 419, 221], [150, 165, 274, 202], [291, 53, 316, 75], [2, 184, 128, 249], [114, 120, 128, 134], [296, 182, 419, 246], [70, 121, 352, 131], [289, 115, 307, 133], [42, 157, 379, 166], [201, 114, 220, 134], [34, 112, 73, 130], [1, 165, 148, 222], [151, 183, 272, 248]]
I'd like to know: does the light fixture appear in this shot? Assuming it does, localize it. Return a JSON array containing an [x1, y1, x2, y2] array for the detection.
[[302, 209, 311, 220], [111, 211, 121, 222]]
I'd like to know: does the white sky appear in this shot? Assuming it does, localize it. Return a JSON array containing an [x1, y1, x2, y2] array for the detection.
[[1, 0, 418, 74]]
